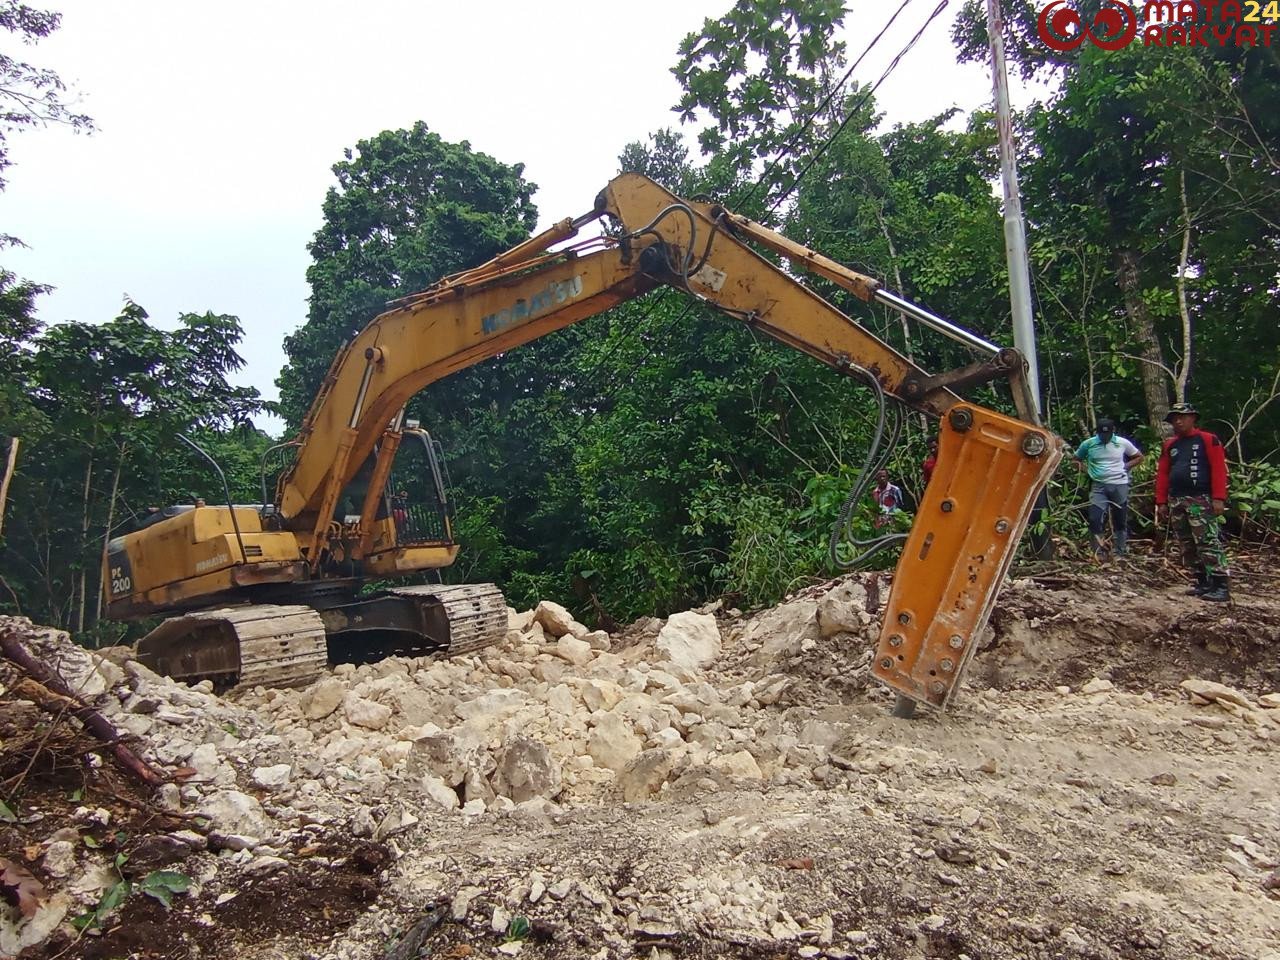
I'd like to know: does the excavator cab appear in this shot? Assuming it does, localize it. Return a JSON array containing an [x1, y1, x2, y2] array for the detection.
[[385, 423, 454, 548], [328, 422, 455, 559]]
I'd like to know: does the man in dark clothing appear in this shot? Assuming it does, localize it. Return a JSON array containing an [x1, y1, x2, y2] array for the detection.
[[1154, 403, 1231, 602]]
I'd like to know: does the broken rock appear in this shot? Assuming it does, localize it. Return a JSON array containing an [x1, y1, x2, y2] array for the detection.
[[743, 600, 819, 667], [616, 748, 674, 802], [655, 611, 721, 671], [200, 790, 269, 837], [41, 840, 76, 879], [303, 677, 346, 720], [407, 730, 490, 787], [421, 775, 462, 810], [583, 630, 612, 651], [817, 580, 871, 637], [710, 749, 763, 780], [534, 600, 577, 638], [385, 685, 439, 726], [554, 634, 593, 667], [343, 693, 393, 730], [494, 737, 562, 803], [1181, 678, 1254, 711], [588, 712, 643, 772], [251, 764, 292, 790]]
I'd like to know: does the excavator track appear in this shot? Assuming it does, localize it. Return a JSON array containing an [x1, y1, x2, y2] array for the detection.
[[136, 604, 328, 689], [135, 584, 507, 690], [387, 582, 508, 656]]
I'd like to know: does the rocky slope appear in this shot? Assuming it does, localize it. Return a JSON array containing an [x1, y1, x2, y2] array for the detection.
[[2, 562, 1278, 959]]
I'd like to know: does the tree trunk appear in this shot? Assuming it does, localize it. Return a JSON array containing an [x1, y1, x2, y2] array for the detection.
[[76, 456, 94, 634], [1174, 169, 1194, 404], [872, 204, 914, 362], [76, 416, 101, 635], [96, 442, 127, 628], [0, 436, 17, 541], [1115, 248, 1171, 435]]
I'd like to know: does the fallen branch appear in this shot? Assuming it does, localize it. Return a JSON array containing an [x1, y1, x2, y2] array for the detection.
[[382, 904, 447, 960], [0, 624, 166, 791]]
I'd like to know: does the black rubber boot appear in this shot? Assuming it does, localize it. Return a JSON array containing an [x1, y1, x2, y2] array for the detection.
[[1201, 575, 1230, 602], [1185, 570, 1210, 596]]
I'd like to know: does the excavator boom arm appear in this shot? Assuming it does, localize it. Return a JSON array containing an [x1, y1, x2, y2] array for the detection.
[[276, 173, 1063, 712]]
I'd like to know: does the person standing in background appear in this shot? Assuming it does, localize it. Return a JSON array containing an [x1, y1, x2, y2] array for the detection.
[[922, 438, 938, 488], [1155, 403, 1231, 602], [1074, 418, 1143, 560], [872, 469, 904, 529]]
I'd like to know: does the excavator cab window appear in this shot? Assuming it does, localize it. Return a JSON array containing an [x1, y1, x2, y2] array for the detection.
[[387, 427, 453, 545], [337, 456, 389, 525]]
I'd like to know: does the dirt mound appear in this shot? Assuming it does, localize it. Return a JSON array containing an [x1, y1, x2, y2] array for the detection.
[[980, 561, 1280, 696]]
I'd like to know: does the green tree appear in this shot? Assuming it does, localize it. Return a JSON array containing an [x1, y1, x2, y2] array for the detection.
[[1021, 42, 1280, 442], [951, 0, 1115, 80], [0, 268, 43, 433], [0, 302, 262, 637], [672, 0, 848, 205], [0, 1, 93, 191], [276, 122, 539, 423]]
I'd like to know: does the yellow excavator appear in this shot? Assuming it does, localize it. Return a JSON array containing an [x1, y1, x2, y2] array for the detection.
[[103, 173, 1062, 714]]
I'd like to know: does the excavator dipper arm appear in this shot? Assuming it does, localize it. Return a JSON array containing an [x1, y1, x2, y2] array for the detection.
[[276, 173, 1062, 712]]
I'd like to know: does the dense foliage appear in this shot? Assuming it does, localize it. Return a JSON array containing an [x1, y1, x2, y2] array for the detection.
[[276, 122, 539, 424], [1, 1, 1277, 641], [0, 302, 265, 639]]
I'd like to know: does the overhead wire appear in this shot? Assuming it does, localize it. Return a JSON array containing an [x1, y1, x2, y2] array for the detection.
[[565, 0, 952, 566], [575, 0, 933, 424], [750, 0, 953, 565], [737, 0, 918, 213], [770, 0, 952, 214]]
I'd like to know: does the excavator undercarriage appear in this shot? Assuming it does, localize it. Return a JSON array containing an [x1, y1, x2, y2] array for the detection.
[[135, 583, 506, 689]]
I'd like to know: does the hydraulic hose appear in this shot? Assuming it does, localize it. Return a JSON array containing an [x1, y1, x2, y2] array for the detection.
[[827, 365, 909, 569]]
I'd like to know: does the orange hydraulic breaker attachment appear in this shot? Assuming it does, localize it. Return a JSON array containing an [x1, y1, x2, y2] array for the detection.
[[871, 404, 1063, 711]]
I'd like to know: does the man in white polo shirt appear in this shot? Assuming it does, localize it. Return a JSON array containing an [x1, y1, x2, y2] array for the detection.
[[1075, 418, 1144, 560]]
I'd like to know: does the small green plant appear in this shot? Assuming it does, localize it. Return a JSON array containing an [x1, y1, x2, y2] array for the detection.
[[71, 854, 131, 932], [1231, 460, 1280, 538], [504, 915, 532, 943], [0, 798, 16, 823], [138, 870, 191, 908], [71, 853, 190, 931]]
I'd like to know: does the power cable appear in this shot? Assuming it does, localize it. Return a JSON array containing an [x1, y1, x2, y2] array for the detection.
[[770, 0, 952, 213], [737, 0, 918, 212]]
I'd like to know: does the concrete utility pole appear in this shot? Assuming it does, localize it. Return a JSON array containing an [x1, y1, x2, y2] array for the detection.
[[986, 0, 1041, 418]]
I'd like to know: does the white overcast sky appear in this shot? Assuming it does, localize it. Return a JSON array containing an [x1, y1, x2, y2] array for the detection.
[[1, 0, 1039, 433]]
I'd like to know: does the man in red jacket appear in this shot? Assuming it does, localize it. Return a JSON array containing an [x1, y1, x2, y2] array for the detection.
[[1154, 403, 1231, 602]]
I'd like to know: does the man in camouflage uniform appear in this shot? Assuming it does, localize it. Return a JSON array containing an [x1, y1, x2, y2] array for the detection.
[[1154, 403, 1231, 602]]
